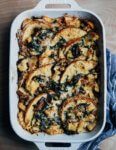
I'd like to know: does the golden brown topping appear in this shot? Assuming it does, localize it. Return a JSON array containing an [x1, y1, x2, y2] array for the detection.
[[17, 15, 99, 135]]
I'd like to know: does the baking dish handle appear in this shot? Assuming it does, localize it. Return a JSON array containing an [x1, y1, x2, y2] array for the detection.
[[35, 0, 81, 10], [34, 142, 81, 150]]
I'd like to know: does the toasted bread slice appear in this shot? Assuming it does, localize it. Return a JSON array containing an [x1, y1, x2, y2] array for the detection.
[[18, 111, 26, 129], [21, 18, 32, 29], [64, 15, 80, 27], [17, 87, 31, 100], [21, 20, 51, 43], [45, 124, 63, 135], [17, 56, 38, 72], [59, 38, 81, 59], [26, 64, 53, 95], [51, 27, 86, 46], [60, 60, 97, 83], [60, 96, 97, 132], [25, 93, 47, 125], [38, 47, 56, 66], [61, 96, 97, 119], [18, 72, 28, 88], [17, 58, 28, 72], [42, 16, 54, 23]]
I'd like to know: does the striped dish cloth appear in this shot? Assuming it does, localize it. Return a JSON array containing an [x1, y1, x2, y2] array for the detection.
[[79, 50, 116, 150]]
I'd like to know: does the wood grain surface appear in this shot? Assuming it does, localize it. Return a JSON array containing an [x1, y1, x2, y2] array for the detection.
[[0, 0, 116, 150]]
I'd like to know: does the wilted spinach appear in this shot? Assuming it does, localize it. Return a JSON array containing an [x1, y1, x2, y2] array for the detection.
[[39, 29, 53, 40], [68, 74, 81, 86], [27, 38, 45, 55], [50, 37, 66, 49], [49, 81, 68, 93], [79, 86, 85, 94], [33, 76, 44, 82], [70, 44, 80, 58]]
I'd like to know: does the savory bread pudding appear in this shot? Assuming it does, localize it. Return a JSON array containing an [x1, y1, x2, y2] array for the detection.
[[16, 15, 99, 135]]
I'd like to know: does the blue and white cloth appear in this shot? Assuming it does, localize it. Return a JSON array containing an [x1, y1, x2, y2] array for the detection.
[[79, 49, 116, 150]]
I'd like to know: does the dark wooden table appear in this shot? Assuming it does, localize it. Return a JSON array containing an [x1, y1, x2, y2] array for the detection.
[[0, 0, 116, 150], [0, 0, 38, 149]]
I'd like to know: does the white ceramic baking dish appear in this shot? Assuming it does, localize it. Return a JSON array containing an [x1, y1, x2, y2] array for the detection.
[[9, 0, 107, 149]]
